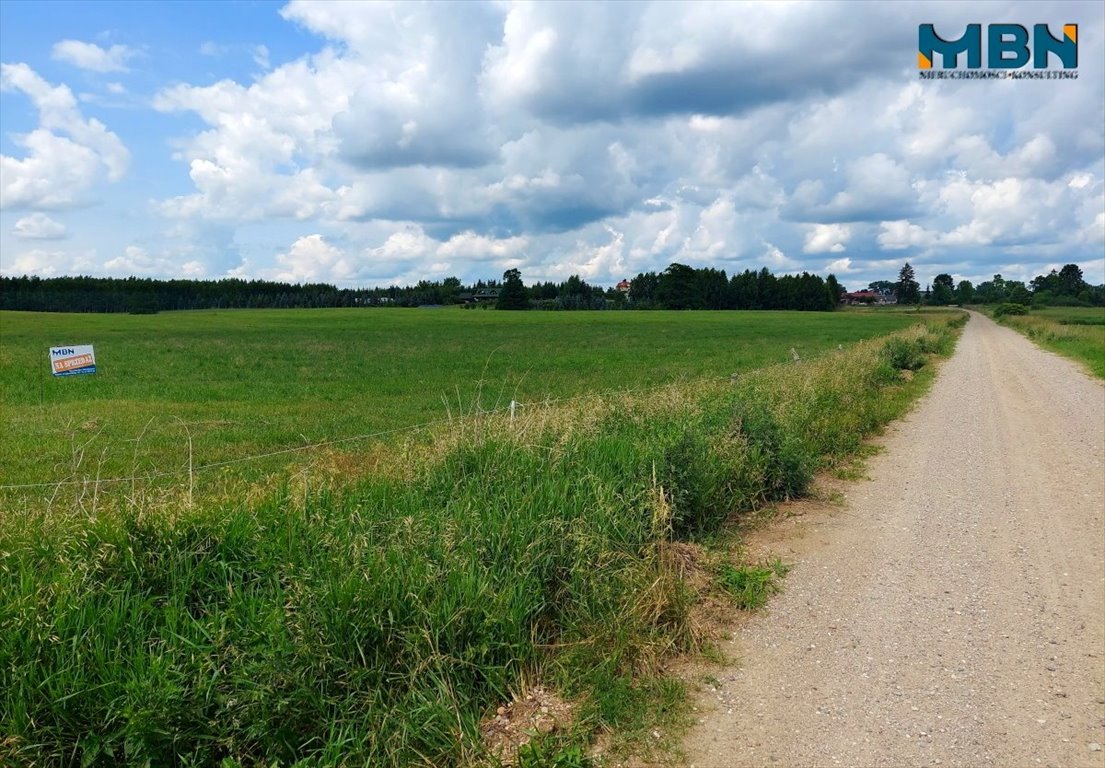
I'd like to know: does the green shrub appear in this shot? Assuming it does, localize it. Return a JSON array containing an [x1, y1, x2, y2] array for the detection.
[[993, 302, 1029, 317], [881, 336, 926, 371], [730, 401, 814, 502]]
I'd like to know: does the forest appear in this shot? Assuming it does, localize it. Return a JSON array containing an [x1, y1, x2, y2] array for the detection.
[[2, 261, 1100, 314]]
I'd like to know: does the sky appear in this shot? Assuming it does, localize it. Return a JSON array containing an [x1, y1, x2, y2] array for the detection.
[[1, 0, 1103, 292]]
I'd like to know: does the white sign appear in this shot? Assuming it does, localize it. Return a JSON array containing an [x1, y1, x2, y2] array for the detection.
[[49, 345, 97, 376]]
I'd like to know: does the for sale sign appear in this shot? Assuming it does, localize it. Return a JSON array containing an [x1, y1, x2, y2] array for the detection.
[[49, 345, 96, 376]]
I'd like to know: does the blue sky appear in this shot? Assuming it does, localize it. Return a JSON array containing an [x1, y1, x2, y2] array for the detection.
[[1, 0, 1103, 291]]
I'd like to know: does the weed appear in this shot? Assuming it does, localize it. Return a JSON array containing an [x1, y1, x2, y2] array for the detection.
[[516, 739, 592, 768], [716, 559, 790, 610]]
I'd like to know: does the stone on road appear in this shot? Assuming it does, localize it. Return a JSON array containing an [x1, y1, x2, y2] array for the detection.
[[684, 311, 1105, 768]]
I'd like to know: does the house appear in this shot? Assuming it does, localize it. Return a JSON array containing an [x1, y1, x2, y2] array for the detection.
[[458, 288, 501, 305], [615, 279, 631, 293], [843, 290, 884, 305], [844, 289, 897, 304]]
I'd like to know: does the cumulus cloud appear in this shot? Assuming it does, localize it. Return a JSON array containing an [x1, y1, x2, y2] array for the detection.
[[130, 0, 1105, 289], [267, 228, 536, 286], [879, 220, 936, 250], [12, 213, 67, 240], [550, 226, 627, 280], [271, 234, 354, 283], [762, 242, 800, 271], [437, 231, 529, 261], [0, 247, 96, 277], [51, 40, 135, 72], [102, 245, 205, 278], [278, 1, 501, 170], [481, 2, 904, 122], [153, 53, 348, 220], [803, 224, 851, 254], [0, 63, 129, 209]]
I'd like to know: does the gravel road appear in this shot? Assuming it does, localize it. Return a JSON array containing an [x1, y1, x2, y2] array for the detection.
[[684, 311, 1105, 768]]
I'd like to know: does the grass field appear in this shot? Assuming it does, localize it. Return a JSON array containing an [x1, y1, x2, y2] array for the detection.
[[0, 308, 964, 766], [988, 306, 1105, 378], [0, 308, 918, 502]]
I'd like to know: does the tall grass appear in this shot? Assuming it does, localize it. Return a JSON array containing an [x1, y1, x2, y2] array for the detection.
[[987, 306, 1105, 379], [0, 314, 964, 766]]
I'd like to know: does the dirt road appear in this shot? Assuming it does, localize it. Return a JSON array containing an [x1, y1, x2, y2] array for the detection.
[[684, 311, 1105, 768]]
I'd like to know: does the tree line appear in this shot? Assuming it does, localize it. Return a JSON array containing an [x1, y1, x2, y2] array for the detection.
[[0, 276, 364, 314], [0, 264, 845, 313], [621, 265, 842, 311], [3, 261, 1099, 314], [890, 262, 1104, 308]]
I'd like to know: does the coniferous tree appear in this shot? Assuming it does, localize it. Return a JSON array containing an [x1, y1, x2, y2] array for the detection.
[[895, 262, 921, 305]]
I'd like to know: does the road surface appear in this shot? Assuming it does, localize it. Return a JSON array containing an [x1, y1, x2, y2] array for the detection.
[[684, 311, 1105, 768]]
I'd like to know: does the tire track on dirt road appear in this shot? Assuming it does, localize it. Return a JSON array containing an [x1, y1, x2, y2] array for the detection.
[[684, 311, 1105, 768]]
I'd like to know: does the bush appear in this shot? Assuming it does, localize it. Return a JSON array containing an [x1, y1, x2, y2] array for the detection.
[[730, 401, 814, 502], [881, 336, 926, 371], [993, 302, 1029, 317]]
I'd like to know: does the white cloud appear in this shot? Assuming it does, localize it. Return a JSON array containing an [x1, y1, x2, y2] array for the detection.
[[0, 63, 129, 209], [762, 242, 799, 271], [271, 234, 354, 282], [555, 226, 627, 280], [677, 195, 736, 262], [153, 48, 363, 220], [12, 213, 67, 240], [0, 248, 96, 277], [1068, 173, 1093, 190], [36, 0, 1096, 290], [437, 231, 529, 261], [51, 40, 134, 73], [803, 224, 851, 254], [878, 220, 936, 250], [263, 228, 543, 286], [1, 131, 102, 209], [102, 245, 205, 278]]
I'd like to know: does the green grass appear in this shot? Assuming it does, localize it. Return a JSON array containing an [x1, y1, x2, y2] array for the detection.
[[0, 308, 917, 504], [987, 306, 1105, 378], [717, 559, 791, 610], [0, 309, 964, 767]]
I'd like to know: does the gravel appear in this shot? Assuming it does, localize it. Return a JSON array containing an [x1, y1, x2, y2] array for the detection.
[[683, 311, 1105, 768]]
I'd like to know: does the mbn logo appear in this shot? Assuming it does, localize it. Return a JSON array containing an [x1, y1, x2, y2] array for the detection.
[[919, 24, 1077, 69], [52, 348, 74, 356]]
